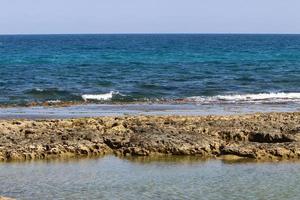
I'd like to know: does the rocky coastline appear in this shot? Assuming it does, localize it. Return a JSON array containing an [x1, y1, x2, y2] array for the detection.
[[1, 112, 300, 162]]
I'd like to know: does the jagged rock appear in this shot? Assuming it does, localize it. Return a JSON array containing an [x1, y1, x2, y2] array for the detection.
[[248, 132, 295, 143], [0, 112, 300, 161]]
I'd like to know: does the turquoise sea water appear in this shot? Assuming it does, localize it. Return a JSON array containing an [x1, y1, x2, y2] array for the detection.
[[1, 34, 300, 106], [1, 156, 300, 200]]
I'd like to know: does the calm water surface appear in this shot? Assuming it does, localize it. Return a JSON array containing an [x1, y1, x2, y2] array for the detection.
[[0, 156, 300, 200]]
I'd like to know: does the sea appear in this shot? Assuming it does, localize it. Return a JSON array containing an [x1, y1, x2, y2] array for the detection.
[[1, 35, 300, 199], [1, 34, 300, 108]]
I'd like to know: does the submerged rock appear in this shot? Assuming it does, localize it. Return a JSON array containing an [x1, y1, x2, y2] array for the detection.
[[1, 112, 300, 161]]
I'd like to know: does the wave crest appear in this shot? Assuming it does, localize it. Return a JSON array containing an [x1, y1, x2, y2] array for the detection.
[[82, 91, 120, 101], [185, 92, 300, 104]]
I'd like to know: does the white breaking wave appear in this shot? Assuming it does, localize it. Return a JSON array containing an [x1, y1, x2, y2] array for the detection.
[[34, 88, 44, 92], [82, 91, 119, 101], [46, 100, 62, 104], [186, 92, 300, 104]]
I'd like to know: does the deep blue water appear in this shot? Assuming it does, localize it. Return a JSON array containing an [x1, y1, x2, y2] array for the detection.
[[1, 34, 300, 106]]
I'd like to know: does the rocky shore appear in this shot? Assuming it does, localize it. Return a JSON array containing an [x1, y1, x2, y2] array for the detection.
[[1, 112, 300, 162]]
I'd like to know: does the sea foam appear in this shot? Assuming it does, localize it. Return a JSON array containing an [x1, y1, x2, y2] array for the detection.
[[186, 92, 300, 104], [81, 91, 119, 101]]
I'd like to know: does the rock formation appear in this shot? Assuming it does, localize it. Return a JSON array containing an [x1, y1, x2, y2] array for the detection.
[[1, 112, 300, 161]]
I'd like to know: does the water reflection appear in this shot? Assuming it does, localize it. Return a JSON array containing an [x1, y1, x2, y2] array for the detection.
[[1, 156, 300, 200], [122, 155, 209, 165]]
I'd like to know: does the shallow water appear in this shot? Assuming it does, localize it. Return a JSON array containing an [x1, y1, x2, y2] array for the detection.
[[0, 103, 299, 119], [1, 156, 300, 200]]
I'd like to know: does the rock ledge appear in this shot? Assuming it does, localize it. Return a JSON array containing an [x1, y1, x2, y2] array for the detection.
[[1, 112, 300, 161]]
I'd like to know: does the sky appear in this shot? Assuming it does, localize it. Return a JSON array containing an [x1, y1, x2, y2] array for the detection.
[[0, 0, 300, 34]]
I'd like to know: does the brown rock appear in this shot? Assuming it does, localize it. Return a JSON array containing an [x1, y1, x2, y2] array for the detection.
[[0, 196, 16, 200], [1, 112, 300, 161]]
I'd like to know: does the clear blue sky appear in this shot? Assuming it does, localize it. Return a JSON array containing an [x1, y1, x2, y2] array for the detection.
[[1, 0, 300, 34]]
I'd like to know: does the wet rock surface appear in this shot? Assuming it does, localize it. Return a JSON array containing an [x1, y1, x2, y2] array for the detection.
[[1, 112, 300, 162]]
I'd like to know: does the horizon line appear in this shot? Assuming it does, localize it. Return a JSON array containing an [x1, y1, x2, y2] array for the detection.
[[1, 32, 300, 36]]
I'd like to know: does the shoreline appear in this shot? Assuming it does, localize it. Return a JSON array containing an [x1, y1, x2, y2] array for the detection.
[[1, 112, 300, 162], [0, 102, 299, 119]]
